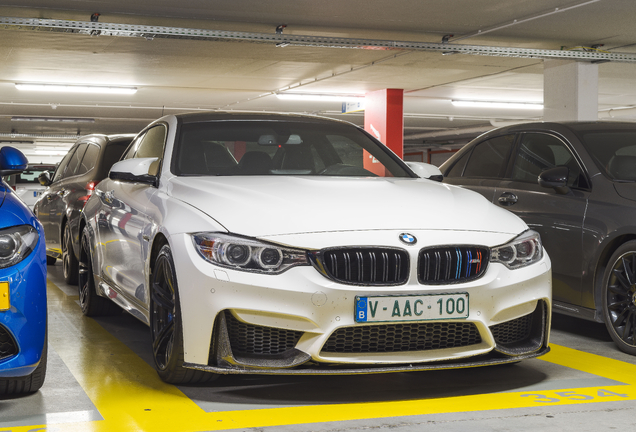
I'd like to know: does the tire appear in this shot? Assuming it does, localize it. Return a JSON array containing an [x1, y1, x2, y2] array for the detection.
[[150, 244, 216, 384], [46, 255, 57, 265], [0, 332, 47, 395], [601, 241, 636, 355], [62, 223, 79, 285], [78, 227, 122, 317]]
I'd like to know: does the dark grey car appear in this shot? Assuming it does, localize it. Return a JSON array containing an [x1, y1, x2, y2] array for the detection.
[[440, 121, 636, 355], [34, 134, 134, 284]]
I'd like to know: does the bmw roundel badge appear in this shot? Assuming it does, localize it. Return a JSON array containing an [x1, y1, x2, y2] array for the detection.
[[399, 233, 417, 245]]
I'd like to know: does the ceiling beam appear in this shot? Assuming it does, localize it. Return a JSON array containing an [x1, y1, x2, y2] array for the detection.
[[3, 16, 636, 63]]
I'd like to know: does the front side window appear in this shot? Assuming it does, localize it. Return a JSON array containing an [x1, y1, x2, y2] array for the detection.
[[579, 131, 636, 182], [75, 144, 100, 176], [462, 135, 515, 178], [512, 133, 585, 188], [172, 121, 412, 178], [64, 144, 88, 179]]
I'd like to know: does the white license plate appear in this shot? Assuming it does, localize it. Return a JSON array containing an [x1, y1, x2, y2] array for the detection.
[[355, 293, 469, 323]]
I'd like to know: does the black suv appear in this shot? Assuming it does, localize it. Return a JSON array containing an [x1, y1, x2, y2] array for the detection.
[[440, 121, 636, 355], [34, 134, 134, 284]]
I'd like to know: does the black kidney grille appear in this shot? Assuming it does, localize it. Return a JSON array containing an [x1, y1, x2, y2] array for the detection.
[[0, 325, 18, 360], [321, 321, 481, 353], [320, 248, 409, 285], [419, 246, 489, 284], [490, 312, 533, 345], [224, 311, 303, 355]]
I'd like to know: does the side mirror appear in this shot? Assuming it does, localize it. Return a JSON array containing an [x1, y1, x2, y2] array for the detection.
[[539, 166, 570, 195], [38, 171, 53, 187], [0, 147, 28, 176], [109, 157, 159, 186], [405, 161, 443, 182]]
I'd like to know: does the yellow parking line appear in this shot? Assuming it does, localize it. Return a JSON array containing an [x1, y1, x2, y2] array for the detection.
[[28, 280, 636, 432]]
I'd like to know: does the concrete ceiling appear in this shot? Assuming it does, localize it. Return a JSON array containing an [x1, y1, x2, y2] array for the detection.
[[2, 0, 636, 161]]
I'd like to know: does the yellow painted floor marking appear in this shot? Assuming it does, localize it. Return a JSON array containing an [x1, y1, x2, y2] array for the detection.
[[16, 279, 636, 432]]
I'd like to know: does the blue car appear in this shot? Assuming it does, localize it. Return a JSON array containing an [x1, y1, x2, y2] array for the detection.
[[0, 146, 47, 394]]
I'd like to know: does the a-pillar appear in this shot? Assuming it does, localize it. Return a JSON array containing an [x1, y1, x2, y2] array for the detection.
[[364, 89, 404, 175], [543, 60, 598, 121]]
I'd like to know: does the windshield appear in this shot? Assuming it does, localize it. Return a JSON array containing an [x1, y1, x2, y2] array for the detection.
[[579, 131, 636, 181], [172, 120, 412, 178]]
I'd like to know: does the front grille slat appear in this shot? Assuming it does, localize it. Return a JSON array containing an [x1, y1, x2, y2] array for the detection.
[[419, 246, 489, 285], [321, 322, 482, 353], [319, 248, 409, 286]]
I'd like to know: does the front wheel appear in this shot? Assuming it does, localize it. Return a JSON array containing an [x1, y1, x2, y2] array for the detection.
[[62, 224, 79, 285], [602, 241, 636, 355], [78, 227, 121, 317], [150, 244, 215, 384]]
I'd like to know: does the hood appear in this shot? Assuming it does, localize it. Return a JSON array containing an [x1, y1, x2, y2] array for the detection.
[[167, 176, 527, 237]]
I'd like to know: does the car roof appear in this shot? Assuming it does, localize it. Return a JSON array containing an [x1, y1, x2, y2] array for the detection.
[[174, 110, 355, 126]]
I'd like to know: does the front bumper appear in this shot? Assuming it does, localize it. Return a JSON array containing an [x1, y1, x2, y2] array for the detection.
[[0, 232, 47, 378], [170, 229, 552, 375]]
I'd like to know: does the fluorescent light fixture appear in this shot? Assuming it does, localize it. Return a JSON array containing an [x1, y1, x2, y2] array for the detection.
[[277, 93, 364, 102], [12, 116, 95, 123], [15, 83, 137, 95], [451, 100, 543, 110]]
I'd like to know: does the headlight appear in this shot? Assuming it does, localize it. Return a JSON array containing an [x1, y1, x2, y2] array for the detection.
[[491, 230, 543, 269], [0, 225, 39, 269], [192, 233, 309, 274]]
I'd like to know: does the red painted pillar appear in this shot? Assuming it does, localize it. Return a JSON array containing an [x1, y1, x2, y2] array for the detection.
[[364, 89, 404, 158]]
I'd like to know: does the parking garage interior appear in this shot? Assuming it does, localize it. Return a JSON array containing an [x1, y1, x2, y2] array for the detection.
[[2, 1, 636, 431]]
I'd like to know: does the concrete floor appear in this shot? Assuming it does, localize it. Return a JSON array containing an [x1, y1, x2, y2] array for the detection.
[[2, 262, 635, 432]]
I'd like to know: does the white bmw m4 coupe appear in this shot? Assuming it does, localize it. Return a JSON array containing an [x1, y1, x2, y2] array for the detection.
[[78, 111, 551, 384]]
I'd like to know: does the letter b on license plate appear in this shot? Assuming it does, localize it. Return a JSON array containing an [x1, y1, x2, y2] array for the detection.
[[355, 293, 469, 323]]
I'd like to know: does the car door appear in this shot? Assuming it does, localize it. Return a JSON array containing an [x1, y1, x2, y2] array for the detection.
[[96, 125, 167, 307], [40, 143, 88, 251], [494, 132, 589, 306], [442, 134, 515, 202]]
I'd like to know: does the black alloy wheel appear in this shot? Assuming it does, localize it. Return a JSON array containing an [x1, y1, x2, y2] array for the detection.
[[150, 244, 214, 384], [62, 224, 79, 285], [78, 227, 121, 317], [602, 241, 636, 355]]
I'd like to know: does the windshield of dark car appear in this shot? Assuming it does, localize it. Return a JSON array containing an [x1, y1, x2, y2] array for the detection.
[[172, 120, 412, 178], [579, 131, 636, 181]]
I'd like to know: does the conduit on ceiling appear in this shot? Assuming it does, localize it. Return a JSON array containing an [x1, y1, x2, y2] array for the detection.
[[2, 16, 636, 63]]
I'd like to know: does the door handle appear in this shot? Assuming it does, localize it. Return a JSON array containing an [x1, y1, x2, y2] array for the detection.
[[498, 192, 518, 206]]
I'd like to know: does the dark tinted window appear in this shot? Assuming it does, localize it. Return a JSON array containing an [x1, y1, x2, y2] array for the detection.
[[580, 131, 636, 181], [52, 148, 76, 182], [173, 121, 411, 178], [462, 135, 514, 178], [512, 133, 585, 187], [64, 144, 88, 179], [102, 141, 131, 173], [444, 150, 471, 177], [76, 144, 99, 176]]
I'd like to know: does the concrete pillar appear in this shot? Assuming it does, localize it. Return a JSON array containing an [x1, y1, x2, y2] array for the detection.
[[543, 60, 598, 121]]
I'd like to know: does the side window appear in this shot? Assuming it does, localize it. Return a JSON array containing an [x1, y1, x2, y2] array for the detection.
[[444, 150, 471, 177], [135, 125, 167, 160], [62, 144, 88, 180], [122, 133, 144, 160], [52, 148, 76, 182], [512, 133, 585, 188], [75, 144, 100, 176], [462, 135, 515, 178]]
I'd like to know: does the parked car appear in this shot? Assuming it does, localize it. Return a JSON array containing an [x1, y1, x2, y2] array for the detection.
[[34, 134, 134, 284], [4, 163, 57, 210], [440, 121, 636, 355], [78, 111, 551, 384], [0, 146, 47, 395]]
